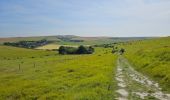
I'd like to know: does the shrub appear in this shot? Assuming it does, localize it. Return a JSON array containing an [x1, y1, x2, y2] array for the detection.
[[119, 48, 125, 55], [112, 46, 118, 54], [58, 46, 67, 54], [88, 46, 95, 54]]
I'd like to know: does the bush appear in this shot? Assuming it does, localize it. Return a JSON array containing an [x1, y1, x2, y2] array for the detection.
[[112, 46, 118, 54], [88, 46, 95, 54], [58, 46, 67, 54], [119, 48, 125, 55]]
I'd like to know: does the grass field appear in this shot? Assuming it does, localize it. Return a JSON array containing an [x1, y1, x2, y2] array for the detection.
[[35, 44, 61, 50], [35, 44, 89, 50], [0, 36, 170, 99], [121, 37, 170, 92], [0, 45, 117, 100]]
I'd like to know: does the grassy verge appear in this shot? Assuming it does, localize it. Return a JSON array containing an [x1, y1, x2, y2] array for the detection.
[[122, 37, 170, 92]]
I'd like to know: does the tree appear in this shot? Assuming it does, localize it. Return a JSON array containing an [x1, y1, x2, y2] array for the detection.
[[76, 45, 88, 54], [88, 46, 94, 54], [58, 46, 66, 54], [65, 47, 77, 54], [58, 45, 94, 55]]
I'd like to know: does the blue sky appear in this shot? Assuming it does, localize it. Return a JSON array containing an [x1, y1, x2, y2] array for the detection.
[[0, 0, 170, 37]]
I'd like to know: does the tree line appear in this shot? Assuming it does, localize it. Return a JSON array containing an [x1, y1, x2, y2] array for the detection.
[[59, 45, 94, 54], [4, 39, 51, 49]]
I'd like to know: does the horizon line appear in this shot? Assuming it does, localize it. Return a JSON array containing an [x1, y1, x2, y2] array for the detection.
[[0, 34, 169, 38]]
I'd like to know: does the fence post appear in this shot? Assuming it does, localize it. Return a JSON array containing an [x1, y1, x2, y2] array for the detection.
[[34, 63, 35, 68], [108, 84, 111, 91], [19, 64, 21, 70]]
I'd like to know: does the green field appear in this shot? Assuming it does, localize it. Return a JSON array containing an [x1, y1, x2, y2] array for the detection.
[[0, 45, 117, 100], [35, 44, 77, 50], [0, 36, 170, 99]]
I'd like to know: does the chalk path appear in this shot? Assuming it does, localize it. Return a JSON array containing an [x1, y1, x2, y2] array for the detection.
[[115, 56, 170, 100]]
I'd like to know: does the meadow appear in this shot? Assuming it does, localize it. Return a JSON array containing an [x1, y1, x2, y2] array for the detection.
[[0, 45, 117, 100], [122, 37, 170, 92], [0, 36, 170, 99]]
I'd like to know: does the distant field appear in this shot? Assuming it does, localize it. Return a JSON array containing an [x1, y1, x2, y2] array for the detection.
[[35, 44, 63, 50], [0, 35, 151, 45], [35, 44, 90, 50]]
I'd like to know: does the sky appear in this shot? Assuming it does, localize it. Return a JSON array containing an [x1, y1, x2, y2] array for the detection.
[[0, 0, 170, 37]]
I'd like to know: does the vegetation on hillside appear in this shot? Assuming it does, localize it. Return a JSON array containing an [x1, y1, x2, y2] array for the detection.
[[121, 37, 170, 92], [94, 43, 116, 48], [3, 39, 52, 49], [0, 35, 151, 45]]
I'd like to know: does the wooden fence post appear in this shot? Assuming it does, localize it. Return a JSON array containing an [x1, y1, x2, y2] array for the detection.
[[19, 64, 21, 70], [34, 63, 35, 68]]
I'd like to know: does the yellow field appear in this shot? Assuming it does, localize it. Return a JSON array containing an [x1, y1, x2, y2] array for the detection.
[[35, 44, 79, 50]]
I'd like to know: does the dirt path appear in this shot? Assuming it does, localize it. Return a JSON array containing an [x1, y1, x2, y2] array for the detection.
[[115, 56, 170, 100]]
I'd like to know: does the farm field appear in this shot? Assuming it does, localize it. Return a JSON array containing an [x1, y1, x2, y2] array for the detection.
[[35, 44, 78, 50], [35, 44, 90, 50], [0, 45, 117, 100]]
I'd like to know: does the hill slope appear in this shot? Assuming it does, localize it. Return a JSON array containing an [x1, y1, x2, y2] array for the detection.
[[0, 35, 151, 45], [122, 37, 170, 92], [0, 45, 117, 99]]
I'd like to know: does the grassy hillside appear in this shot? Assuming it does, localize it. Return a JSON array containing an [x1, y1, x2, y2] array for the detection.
[[0, 36, 60, 44], [0, 45, 117, 100], [0, 35, 151, 45], [122, 37, 170, 92]]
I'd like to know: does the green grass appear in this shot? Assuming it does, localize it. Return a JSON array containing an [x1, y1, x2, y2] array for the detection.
[[0, 45, 117, 100], [121, 37, 170, 92]]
